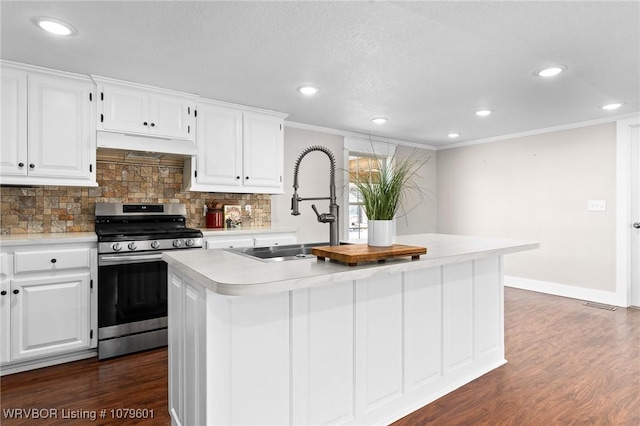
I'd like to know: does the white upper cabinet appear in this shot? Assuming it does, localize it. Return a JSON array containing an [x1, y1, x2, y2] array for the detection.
[[93, 76, 198, 154], [184, 101, 287, 194], [101, 84, 149, 134], [0, 68, 27, 177], [192, 103, 243, 188], [243, 111, 285, 190], [0, 62, 97, 187]]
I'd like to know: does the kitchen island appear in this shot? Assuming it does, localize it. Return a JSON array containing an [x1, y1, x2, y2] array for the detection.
[[163, 233, 538, 426]]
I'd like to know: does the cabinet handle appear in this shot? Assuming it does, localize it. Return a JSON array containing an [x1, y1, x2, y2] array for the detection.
[[245, 176, 249, 180], [150, 123, 155, 127], [143, 122, 148, 126], [1, 291, 6, 296], [51, 258, 57, 263], [29, 164, 35, 169], [18, 162, 24, 168], [236, 176, 240, 180], [13, 289, 19, 295]]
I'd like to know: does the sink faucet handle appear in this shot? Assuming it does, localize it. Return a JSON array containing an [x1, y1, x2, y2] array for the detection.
[[311, 204, 322, 221], [311, 204, 335, 223]]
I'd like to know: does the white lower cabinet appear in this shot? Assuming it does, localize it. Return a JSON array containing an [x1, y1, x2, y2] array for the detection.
[[0, 278, 10, 365], [11, 273, 91, 361], [204, 231, 297, 250], [0, 242, 97, 375]]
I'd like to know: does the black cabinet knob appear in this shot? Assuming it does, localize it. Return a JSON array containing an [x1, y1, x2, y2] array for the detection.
[[1, 291, 6, 296], [18, 162, 24, 168], [236, 176, 240, 180], [51, 258, 57, 263], [150, 123, 155, 127], [143, 122, 148, 126], [29, 164, 35, 169], [13, 289, 19, 295]]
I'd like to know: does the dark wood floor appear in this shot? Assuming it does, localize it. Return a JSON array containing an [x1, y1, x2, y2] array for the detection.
[[1, 288, 638, 425]]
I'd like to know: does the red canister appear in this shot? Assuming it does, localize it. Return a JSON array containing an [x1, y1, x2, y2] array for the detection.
[[206, 209, 223, 228]]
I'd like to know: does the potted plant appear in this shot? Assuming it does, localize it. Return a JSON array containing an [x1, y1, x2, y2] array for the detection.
[[349, 150, 430, 246]]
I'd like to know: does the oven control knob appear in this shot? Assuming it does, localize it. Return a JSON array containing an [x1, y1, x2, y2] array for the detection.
[[185, 239, 194, 247], [112, 243, 122, 252], [128, 242, 137, 251], [173, 239, 183, 248], [151, 241, 160, 249]]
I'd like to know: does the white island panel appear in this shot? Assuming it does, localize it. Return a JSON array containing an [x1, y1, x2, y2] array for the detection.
[[404, 267, 442, 391], [443, 261, 474, 374], [166, 233, 538, 426], [292, 283, 355, 425], [356, 274, 404, 414]]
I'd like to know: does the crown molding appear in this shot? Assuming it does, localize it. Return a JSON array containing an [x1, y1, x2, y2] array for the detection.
[[284, 121, 437, 152], [437, 112, 640, 150]]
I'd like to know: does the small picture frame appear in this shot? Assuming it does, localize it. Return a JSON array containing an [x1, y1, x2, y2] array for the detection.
[[223, 204, 242, 228]]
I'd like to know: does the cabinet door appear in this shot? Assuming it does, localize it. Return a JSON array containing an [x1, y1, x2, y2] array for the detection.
[[196, 104, 243, 187], [0, 68, 28, 177], [0, 279, 10, 365], [11, 273, 90, 361], [149, 93, 195, 141], [28, 74, 94, 181], [102, 84, 149, 134], [243, 111, 284, 191]]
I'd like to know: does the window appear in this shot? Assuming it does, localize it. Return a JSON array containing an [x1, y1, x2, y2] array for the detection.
[[348, 153, 385, 240]]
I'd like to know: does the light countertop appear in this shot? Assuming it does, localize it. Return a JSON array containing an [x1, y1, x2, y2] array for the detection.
[[199, 226, 298, 236], [0, 227, 298, 246], [163, 233, 539, 296], [0, 232, 98, 246]]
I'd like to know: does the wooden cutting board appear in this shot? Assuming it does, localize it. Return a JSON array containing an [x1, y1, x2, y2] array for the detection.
[[311, 244, 427, 266]]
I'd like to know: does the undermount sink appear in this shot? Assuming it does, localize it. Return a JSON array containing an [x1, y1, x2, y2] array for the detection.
[[226, 242, 349, 262]]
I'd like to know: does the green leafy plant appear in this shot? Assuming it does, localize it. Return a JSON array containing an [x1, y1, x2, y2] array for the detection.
[[349, 150, 430, 221]]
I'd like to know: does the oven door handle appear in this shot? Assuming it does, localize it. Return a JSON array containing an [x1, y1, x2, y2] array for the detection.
[[99, 253, 164, 265]]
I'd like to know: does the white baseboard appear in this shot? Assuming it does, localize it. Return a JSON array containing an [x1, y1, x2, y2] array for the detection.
[[505, 276, 627, 307]]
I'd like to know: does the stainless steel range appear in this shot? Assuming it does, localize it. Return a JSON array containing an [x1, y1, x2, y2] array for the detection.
[[95, 203, 203, 359]]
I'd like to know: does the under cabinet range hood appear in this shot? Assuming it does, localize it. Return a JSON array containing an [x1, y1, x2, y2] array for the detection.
[[96, 131, 197, 157]]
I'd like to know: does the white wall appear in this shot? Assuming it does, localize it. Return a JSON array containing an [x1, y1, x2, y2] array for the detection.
[[437, 123, 617, 295], [395, 145, 438, 236], [272, 127, 345, 243]]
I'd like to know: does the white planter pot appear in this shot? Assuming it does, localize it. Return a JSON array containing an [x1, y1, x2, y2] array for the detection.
[[367, 220, 394, 247]]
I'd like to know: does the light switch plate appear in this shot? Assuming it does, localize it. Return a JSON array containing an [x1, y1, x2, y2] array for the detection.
[[587, 200, 607, 211]]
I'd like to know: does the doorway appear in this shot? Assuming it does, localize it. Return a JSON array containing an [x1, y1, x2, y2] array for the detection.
[[617, 116, 640, 307], [630, 122, 639, 306]]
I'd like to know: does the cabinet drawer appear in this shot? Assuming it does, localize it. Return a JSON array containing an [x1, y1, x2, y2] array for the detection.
[[205, 237, 254, 249], [0, 253, 8, 279], [14, 248, 91, 274], [253, 234, 297, 247]]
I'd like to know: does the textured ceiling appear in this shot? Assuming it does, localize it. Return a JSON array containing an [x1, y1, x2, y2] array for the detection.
[[1, 1, 639, 147]]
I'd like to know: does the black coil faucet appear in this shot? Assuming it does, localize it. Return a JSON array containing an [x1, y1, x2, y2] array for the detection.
[[291, 145, 340, 246]]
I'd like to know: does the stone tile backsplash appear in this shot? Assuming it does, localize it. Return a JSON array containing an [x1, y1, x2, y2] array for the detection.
[[0, 161, 271, 234]]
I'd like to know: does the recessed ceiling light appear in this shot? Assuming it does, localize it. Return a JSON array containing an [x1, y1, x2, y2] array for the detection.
[[448, 133, 461, 138], [34, 17, 76, 36], [298, 86, 319, 96], [371, 117, 387, 124], [475, 109, 493, 117], [535, 65, 566, 77], [601, 103, 623, 110]]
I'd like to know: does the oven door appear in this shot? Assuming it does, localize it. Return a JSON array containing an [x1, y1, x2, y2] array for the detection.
[[98, 252, 168, 334]]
